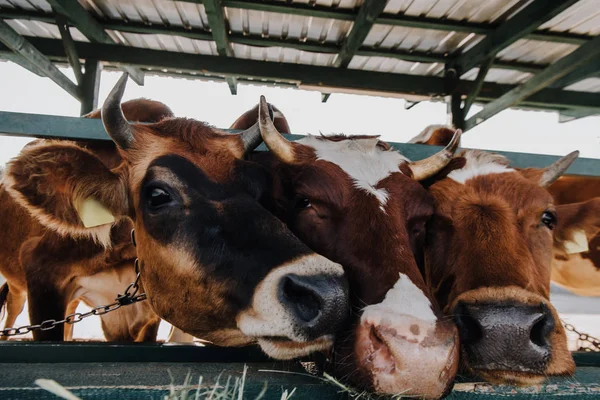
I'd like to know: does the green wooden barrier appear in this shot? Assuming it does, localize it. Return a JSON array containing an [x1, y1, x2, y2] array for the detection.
[[0, 111, 599, 177]]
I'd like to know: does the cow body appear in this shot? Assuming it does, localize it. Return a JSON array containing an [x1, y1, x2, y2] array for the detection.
[[3, 75, 350, 359], [0, 99, 173, 341]]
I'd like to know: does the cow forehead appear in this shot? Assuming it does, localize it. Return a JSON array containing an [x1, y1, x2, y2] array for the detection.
[[297, 135, 408, 206]]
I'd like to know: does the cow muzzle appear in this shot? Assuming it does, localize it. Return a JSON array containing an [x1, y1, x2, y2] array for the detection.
[[237, 254, 350, 359], [450, 286, 575, 384], [355, 310, 459, 398], [455, 302, 553, 375]]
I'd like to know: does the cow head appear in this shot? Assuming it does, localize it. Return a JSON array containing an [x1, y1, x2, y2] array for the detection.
[[4, 75, 351, 359], [248, 97, 460, 398], [424, 143, 579, 384]]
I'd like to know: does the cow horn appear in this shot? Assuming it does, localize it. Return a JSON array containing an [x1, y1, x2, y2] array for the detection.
[[539, 150, 579, 187], [101, 73, 134, 149], [409, 129, 462, 181], [258, 95, 296, 163], [238, 105, 273, 154]]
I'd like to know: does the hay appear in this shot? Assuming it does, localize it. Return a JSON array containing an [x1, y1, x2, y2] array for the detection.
[[35, 365, 293, 400]]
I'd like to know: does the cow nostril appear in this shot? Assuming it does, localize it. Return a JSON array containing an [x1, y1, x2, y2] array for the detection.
[[281, 275, 322, 323], [454, 303, 483, 345], [530, 314, 548, 348]]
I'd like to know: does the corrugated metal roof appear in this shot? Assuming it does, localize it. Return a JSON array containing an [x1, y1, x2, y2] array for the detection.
[[0, 0, 598, 100]]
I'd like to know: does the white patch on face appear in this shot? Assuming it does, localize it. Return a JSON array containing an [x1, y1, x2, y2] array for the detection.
[[361, 273, 437, 323], [448, 150, 515, 184], [298, 135, 408, 207]]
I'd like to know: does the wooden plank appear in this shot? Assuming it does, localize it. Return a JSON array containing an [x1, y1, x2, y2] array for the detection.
[[0, 20, 80, 100], [54, 12, 83, 85], [466, 33, 600, 130], [0, 111, 598, 177]]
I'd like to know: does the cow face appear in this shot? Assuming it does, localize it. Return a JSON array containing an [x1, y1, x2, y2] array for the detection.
[[424, 148, 579, 384], [4, 75, 351, 360], [250, 97, 460, 398]]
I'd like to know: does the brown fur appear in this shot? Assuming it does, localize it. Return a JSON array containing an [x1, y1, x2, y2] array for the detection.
[[425, 150, 576, 383], [0, 99, 170, 341]]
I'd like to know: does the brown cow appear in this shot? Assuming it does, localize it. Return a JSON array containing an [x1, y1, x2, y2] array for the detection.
[[0, 98, 173, 341], [234, 98, 461, 398], [3, 74, 350, 359], [412, 126, 584, 384], [411, 126, 600, 298]]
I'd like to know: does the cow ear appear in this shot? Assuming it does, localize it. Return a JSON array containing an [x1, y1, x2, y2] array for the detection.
[[554, 198, 600, 254], [4, 141, 129, 247]]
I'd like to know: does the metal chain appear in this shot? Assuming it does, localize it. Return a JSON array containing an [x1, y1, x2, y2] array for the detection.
[[562, 320, 600, 352], [0, 230, 146, 338]]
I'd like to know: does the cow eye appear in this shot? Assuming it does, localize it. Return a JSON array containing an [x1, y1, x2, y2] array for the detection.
[[295, 197, 312, 209], [147, 187, 172, 209], [541, 211, 556, 230]]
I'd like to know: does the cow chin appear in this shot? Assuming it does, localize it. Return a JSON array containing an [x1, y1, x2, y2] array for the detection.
[[257, 336, 334, 360], [237, 254, 350, 359], [450, 286, 575, 384]]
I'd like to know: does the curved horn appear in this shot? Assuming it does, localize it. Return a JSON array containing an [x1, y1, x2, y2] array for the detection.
[[258, 95, 296, 164], [409, 129, 462, 181], [101, 73, 134, 149], [238, 106, 272, 154], [539, 150, 579, 187]]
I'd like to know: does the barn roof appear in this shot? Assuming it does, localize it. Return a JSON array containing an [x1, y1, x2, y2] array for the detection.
[[0, 0, 599, 130]]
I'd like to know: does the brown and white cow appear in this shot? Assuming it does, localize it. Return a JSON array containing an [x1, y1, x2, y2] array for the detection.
[[412, 126, 582, 384], [0, 98, 174, 342], [3, 74, 350, 359], [232, 98, 461, 398]]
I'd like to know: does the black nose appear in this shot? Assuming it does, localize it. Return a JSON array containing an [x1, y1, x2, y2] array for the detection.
[[279, 274, 350, 340], [453, 302, 554, 373]]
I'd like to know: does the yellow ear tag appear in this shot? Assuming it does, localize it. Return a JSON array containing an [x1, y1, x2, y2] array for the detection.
[[75, 197, 115, 228], [564, 230, 589, 254]]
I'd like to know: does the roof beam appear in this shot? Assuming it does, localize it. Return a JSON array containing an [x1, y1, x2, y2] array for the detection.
[[176, 0, 592, 45], [202, 0, 237, 94], [0, 51, 45, 77], [465, 33, 600, 130], [5, 37, 599, 113], [448, 0, 580, 74], [2, 3, 592, 47], [333, 0, 388, 68], [321, 93, 331, 103], [54, 12, 83, 85], [558, 108, 599, 123], [0, 20, 80, 100], [549, 54, 600, 89], [462, 56, 494, 117], [46, 0, 144, 85], [0, 8, 550, 74]]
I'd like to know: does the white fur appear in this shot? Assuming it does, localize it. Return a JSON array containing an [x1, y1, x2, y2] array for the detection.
[[298, 135, 408, 207], [408, 124, 449, 144], [362, 273, 436, 323], [448, 150, 515, 184]]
